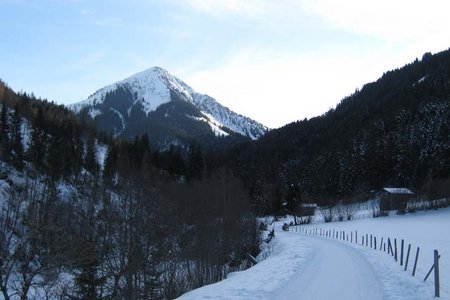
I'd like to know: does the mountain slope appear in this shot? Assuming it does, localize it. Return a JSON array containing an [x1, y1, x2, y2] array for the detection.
[[71, 67, 267, 149], [0, 81, 259, 300], [227, 48, 450, 213]]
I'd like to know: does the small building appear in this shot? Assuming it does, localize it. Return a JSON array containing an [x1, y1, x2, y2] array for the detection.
[[379, 188, 414, 211], [299, 203, 318, 216]]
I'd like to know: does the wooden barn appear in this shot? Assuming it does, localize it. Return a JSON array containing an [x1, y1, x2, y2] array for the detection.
[[379, 188, 414, 211]]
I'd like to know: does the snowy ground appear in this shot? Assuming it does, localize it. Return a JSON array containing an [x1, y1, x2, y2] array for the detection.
[[177, 208, 449, 299], [298, 207, 450, 299]]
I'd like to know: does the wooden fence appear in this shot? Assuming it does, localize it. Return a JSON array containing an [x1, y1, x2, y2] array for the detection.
[[289, 225, 441, 298]]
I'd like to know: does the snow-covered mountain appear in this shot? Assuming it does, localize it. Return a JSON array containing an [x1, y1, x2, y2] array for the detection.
[[71, 67, 267, 148]]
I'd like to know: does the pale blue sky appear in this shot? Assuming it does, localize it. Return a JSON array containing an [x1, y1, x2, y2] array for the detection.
[[1, 0, 449, 128]]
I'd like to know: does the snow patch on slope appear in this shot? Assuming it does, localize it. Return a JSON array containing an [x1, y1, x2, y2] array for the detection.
[[109, 108, 125, 137], [188, 114, 229, 137]]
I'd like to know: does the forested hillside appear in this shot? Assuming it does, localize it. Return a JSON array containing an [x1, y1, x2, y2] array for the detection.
[[0, 80, 258, 299], [2, 46, 450, 298], [227, 49, 450, 215]]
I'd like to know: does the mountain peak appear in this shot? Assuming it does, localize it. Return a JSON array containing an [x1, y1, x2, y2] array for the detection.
[[70, 67, 267, 147], [129, 66, 170, 80]]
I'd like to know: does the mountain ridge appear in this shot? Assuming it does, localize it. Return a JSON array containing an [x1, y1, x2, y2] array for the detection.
[[71, 67, 267, 148]]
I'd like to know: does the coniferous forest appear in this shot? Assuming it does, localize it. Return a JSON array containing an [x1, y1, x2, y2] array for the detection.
[[1, 48, 450, 299], [0, 82, 258, 299], [226, 50, 450, 215]]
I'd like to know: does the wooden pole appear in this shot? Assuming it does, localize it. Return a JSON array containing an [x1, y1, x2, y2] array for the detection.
[[412, 247, 420, 276], [394, 239, 398, 262], [374, 236, 377, 250], [388, 238, 392, 255], [404, 244, 411, 271], [380, 237, 384, 251], [370, 234, 373, 248], [355, 230, 358, 244], [400, 239, 404, 266], [366, 234, 368, 246], [434, 250, 440, 298], [351, 231, 353, 243], [362, 236, 365, 246]]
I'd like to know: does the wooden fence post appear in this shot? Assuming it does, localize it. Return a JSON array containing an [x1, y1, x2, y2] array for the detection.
[[412, 247, 420, 276], [362, 236, 365, 246], [434, 250, 440, 298], [370, 234, 373, 248], [366, 234, 368, 246], [400, 239, 404, 266], [394, 239, 398, 262], [404, 244, 411, 271], [374, 236, 377, 250], [388, 238, 392, 255], [351, 231, 353, 243], [356, 230, 358, 244], [380, 237, 384, 251]]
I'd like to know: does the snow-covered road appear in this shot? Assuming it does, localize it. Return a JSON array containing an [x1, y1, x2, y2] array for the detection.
[[178, 222, 436, 300], [276, 234, 382, 300]]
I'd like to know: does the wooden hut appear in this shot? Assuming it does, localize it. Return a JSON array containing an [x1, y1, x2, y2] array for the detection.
[[299, 203, 318, 216], [379, 188, 414, 211]]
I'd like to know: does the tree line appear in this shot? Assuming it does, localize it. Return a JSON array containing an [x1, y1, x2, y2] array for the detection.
[[0, 81, 259, 299], [225, 49, 450, 215]]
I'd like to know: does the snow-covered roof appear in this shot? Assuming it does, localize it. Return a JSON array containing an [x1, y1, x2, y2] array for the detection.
[[382, 188, 414, 194], [301, 203, 318, 208]]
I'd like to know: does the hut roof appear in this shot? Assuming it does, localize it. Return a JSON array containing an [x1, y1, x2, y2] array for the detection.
[[301, 203, 318, 208], [382, 188, 414, 195]]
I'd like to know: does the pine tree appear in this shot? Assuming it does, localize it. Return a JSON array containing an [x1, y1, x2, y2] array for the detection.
[[85, 134, 99, 175], [0, 102, 11, 162], [47, 134, 63, 180], [102, 144, 117, 183], [11, 104, 24, 170], [187, 143, 204, 180], [28, 107, 47, 171]]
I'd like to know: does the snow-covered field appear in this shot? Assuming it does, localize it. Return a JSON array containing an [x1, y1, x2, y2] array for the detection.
[[299, 207, 450, 299], [178, 208, 450, 299]]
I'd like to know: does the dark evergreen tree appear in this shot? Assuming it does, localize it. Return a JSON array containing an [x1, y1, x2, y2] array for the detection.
[[46, 134, 64, 180], [28, 107, 47, 171], [11, 104, 24, 170], [102, 143, 118, 183], [187, 143, 204, 180], [0, 102, 11, 162], [85, 134, 99, 175]]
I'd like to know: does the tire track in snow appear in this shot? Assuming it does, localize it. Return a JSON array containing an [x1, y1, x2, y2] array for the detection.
[[276, 234, 383, 300]]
